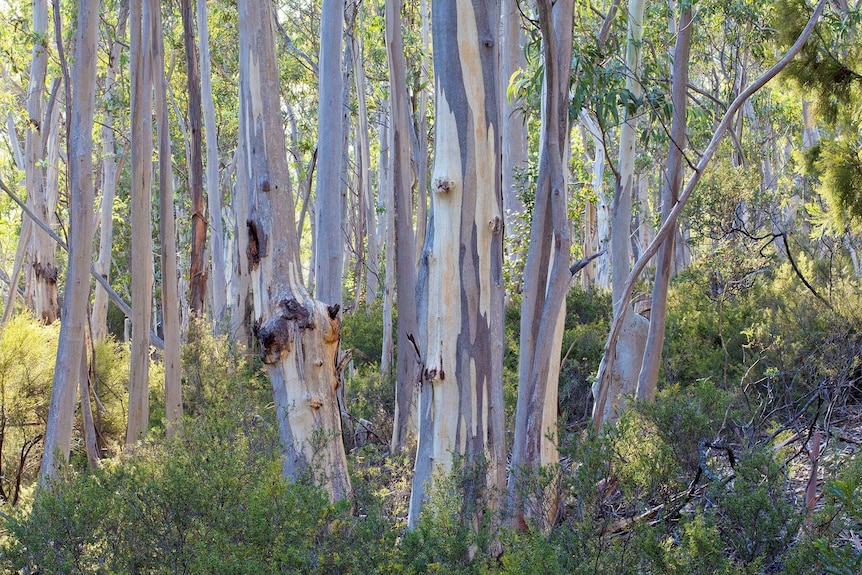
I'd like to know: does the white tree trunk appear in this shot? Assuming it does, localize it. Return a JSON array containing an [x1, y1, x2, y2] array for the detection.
[[40, 0, 100, 482], [501, 0, 528, 235], [595, 0, 649, 427], [198, 0, 227, 331], [386, 0, 419, 453], [314, 0, 346, 309], [152, 0, 182, 436], [509, 0, 573, 530], [127, 0, 153, 446], [92, 1, 129, 342], [25, 0, 60, 324]]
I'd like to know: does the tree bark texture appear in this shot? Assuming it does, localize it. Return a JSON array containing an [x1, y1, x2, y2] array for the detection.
[[386, 0, 420, 454], [182, 0, 208, 318], [25, 0, 60, 324], [509, 0, 573, 531], [314, 0, 346, 309], [238, 0, 351, 501], [153, 1, 183, 436], [595, 0, 649, 428], [92, 1, 128, 342], [198, 0, 227, 331], [40, 0, 100, 482], [127, 0, 153, 446], [409, 0, 505, 529], [501, 0, 528, 236], [636, 6, 692, 402]]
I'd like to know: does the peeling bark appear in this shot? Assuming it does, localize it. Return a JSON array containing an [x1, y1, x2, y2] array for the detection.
[[238, 0, 351, 501], [409, 0, 505, 529], [509, 0, 573, 531]]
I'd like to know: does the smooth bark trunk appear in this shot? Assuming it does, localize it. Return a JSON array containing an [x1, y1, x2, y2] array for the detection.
[[636, 5, 692, 401], [314, 0, 346, 309], [509, 0, 573, 530], [198, 0, 227, 331], [127, 0, 153, 446], [386, 0, 419, 454], [153, 1, 183, 436], [501, 0, 528, 235], [40, 0, 100, 482], [594, 0, 649, 427]]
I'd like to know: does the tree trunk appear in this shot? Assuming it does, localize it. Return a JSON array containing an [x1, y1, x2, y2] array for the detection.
[[93, 0, 129, 342], [153, 0, 183, 436], [581, 113, 611, 289], [198, 0, 227, 331], [501, 0, 528, 236], [509, 0, 573, 531], [238, 0, 351, 501], [25, 0, 60, 324], [79, 341, 100, 467], [127, 0, 153, 446], [314, 0, 346, 310], [386, 0, 419, 454], [414, 0, 430, 261], [182, 0, 208, 318], [348, 26, 377, 305], [378, 106, 394, 375], [40, 0, 100, 482], [594, 0, 649, 427], [636, 5, 692, 402], [409, 0, 505, 529]]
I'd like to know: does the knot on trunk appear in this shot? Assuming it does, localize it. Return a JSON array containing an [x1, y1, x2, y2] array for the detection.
[[256, 316, 292, 365], [246, 218, 267, 271], [278, 298, 312, 328], [34, 261, 59, 284]]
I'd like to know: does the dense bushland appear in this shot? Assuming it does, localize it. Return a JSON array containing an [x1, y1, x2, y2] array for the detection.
[[0, 261, 860, 573]]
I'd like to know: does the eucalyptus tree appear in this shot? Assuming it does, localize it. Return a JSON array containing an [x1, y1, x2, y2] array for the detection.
[[636, 4, 693, 401], [314, 0, 346, 310], [501, 0, 528, 237], [238, 0, 351, 501], [593, 0, 649, 427], [593, 0, 828, 426], [509, 0, 574, 530], [153, 0, 182, 435], [385, 0, 419, 454], [408, 0, 505, 529], [182, 0, 209, 317], [92, 0, 129, 342], [40, 0, 101, 481], [127, 0, 153, 445], [24, 0, 59, 324], [198, 0, 228, 330]]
